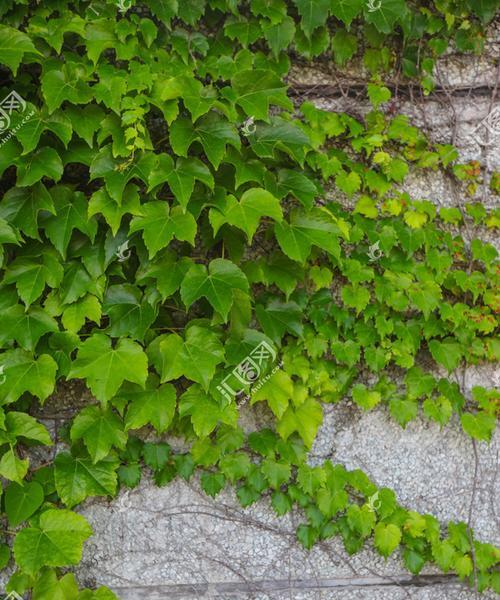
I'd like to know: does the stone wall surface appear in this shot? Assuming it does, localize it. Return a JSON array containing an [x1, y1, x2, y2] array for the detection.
[[40, 35, 500, 600]]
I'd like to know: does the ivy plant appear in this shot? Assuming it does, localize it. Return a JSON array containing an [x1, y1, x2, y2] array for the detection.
[[0, 0, 498, 598]]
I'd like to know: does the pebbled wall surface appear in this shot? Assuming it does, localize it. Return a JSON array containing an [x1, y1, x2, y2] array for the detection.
[[44, 29, 500, 600]]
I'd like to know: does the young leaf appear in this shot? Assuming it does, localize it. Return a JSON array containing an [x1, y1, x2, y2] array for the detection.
[[374, 522, 402, 557], [0, 449, 29, 485], [460, 412, 496, 442]]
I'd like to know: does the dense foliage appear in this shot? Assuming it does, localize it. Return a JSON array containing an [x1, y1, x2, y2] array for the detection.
[[0, 0, 498, 597]]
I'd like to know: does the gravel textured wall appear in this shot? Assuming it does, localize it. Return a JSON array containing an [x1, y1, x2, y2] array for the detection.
[[36, 30, 500, 600]]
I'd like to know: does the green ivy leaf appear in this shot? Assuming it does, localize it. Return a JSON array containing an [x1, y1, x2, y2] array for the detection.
[[149, 326, 224, 390], [0, 305, 58, 351], [347, 504, 376, 538], [31, 569, 80, 599], [5, 411, 52, 445], [170, 113, 241, 168], [293, 0, 330, 37], [255, 300, 303, 343], [352, 384, 381, 410], [136, 251, 193, 301], [249, 118, 311, 166], [14, 108, 73, 155], [271, 490, 293, 515], [374, 522, 402, 556], [54, 452, 118, 508], [277, 397, 323, 447], [179, 384, 238, 436], [389, 398, 418, 427], [13, 509, 92, 574], [364, 0, 407, 34], [148, 154, 214, 209], [330, 0, 365, 25], [0, 183, 55, 240], [123, 381, 177, 434], [68, 334, 148, 405], [0, 25, 40, 73], [210, 188, 283, 241], [275, 210, 340, 263], [341, 284, 371, 314], [0, 449, 29, 485], [200, 472, 226, 497], [103, 284, 156, 341], [129, 202, 197, 258], [252, 370, 293, 419], [180, 258, 249, 321], [231, 69, 293, 121], [367, 83, 392, 108], [428, 339, 462, 372], [423, 396, 452, 427], [262, 17, 296, 57], [3, 251, 63, 306], [219, 452, 252, 482], [460, 412, 496, 442], [5, 481, 44, 527], [261, 458, 292, 489], [88, 185, 142, 236], [70, 406, 127, 463], [332, 30, 358, 65], [0, 350, 57, 405], [143, 442, 171, 470], [43, 186, 97, 258], [16, 147, 64, 187]]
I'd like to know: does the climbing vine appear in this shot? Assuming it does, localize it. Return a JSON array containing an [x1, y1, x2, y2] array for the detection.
[[0, 0, 498, 597]]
